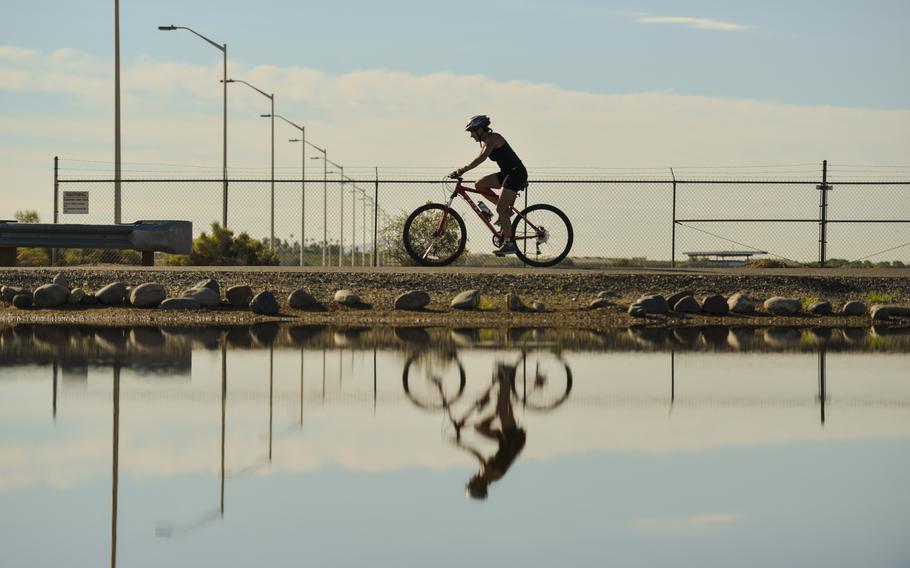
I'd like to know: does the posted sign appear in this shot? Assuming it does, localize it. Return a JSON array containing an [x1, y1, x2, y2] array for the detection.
[[63, 191, 89, 214]]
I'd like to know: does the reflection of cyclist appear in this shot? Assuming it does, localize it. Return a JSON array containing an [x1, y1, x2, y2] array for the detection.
[[453, 363, 527, 500], [450, 115, 529, 256]]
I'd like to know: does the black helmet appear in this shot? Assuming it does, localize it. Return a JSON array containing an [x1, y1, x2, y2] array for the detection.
[[465, 115, 491, 131]]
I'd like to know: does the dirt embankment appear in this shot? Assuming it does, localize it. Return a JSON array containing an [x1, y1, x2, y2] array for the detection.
[[1, 266, 908, 328]]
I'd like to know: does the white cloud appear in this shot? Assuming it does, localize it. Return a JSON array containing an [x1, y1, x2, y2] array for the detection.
[[0, 45, 38, 61], [633, 513, 739, 531], [637, 16, 748, 31]]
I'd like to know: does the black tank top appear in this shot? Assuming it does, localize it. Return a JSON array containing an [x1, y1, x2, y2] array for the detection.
[[488, 138, 524, 172]]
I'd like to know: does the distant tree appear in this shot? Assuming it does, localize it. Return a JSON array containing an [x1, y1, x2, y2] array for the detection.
[[166, 222, 279, 266], [12, 210, 50, 266]]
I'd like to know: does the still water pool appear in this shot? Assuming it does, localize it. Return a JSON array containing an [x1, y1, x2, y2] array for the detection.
[[1, 324, 909, 567]]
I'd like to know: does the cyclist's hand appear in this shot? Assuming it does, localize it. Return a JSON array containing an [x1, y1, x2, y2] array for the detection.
[[449, 170, 462, 179]]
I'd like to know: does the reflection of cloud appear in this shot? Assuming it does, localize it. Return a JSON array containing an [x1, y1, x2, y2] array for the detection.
[[637, 16, 747, 31], [632, 513, 738, 531]]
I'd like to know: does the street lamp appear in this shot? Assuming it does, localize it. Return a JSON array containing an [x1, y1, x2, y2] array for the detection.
[[223, 79, 274, 249], [310, 150, 328, 265], [158, 25, 229, 228], [311, 152, 346, 267], [267, 114, 307, 264]]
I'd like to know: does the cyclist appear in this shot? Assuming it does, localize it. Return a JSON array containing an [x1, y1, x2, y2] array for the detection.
[[450, 115, 528, 256], [453, 363, 527, 500]]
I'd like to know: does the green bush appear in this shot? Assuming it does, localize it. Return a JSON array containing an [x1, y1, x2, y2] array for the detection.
[[166, 222, 279, 266], [379, 207, 468, 266], [12, 210, 50, 266]]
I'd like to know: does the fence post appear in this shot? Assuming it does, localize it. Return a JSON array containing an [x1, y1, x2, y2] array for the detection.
[[817, 159, 832, 267], [52, 156, 59, 265], [373, 167, 379, 267], [670, 168, 677, 269]]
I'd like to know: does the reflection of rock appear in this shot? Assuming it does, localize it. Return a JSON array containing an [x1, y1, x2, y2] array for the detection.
[[450, 328, 480, 346], [870, 324, 910, 337], [130, 327, 166, 350], [33, 326, 68, 350], [671, 327, 700, 347], [807, 327, 834, 343], [95, 328, 129, 352], [627, 326, 669, 348], [287, 325, 326, 345], [841, 327, 868, 343], [249, 323, 280, 346], [727, 327, 756, 350], [225, 327, 254, 349], [700, 326, 729, 347], [395, 327, 431, 345], [763, 327, 801, 347], [333, 328, 367, 347]]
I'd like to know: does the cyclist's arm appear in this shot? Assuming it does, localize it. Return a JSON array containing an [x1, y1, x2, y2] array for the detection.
[[456, 135, 501, 175]]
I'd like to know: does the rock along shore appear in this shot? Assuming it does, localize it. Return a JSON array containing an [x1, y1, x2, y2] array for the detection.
[[1, 266, 909, 329]]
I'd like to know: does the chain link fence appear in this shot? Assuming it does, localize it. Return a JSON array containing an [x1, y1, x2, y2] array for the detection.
[[43, 159, 910, 267]]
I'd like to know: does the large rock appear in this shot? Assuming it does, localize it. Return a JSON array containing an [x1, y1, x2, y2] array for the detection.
[[334, 289, 361, 306], [250, 291, 280, 315], [33, 284, 69, 308], [226, 285, 254, 307], [764, 297, 802, 316], [68, 288, 86, 305], [394, 290, 430, 311], [451, 289, 480, 310], [673, 295, 701, 314], [158, 298, 202, 311], [532, 302, 546, 312], [595, 291, 619, 300], [871, 305, 910, 321], [701, 294, 730, 315], [809, 301, 833, 315], [96, 282, 128, 305], [633, 295, 670, 315], [288, 288, 319, 309], [183, 287, 221, 308], [1, 286, 25, 302], [666, 290, 694, 308], [82, 294, 99, 305], [842, 301, 868, 316], [628, 303, 648, 317], [52, 273, 69, 288], [12, 292, 33, 309], [506, 292, 528, 312], [130, 283, 167, 308], [195, 278, 220, 296], [727, 292, 756, 314], [590, 298, 614, 309]]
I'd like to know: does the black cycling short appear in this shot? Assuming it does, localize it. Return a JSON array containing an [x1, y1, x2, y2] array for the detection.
[[497, 166, 528, 192]]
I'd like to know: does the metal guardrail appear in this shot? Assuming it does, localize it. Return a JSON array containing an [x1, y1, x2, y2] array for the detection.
[[0, 220, 192, 266]]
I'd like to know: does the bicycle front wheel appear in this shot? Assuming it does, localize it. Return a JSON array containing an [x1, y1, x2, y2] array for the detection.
[[403, 204, 467, 266], [511, 204, 573, 267]]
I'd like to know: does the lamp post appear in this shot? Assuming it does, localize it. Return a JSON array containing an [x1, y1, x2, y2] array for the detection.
[[224, 79, 274, 248], [157, 25, 228, 227], [309, 149, 328, 265], [311, 152, 346, 267], [115, 0, 121, 224], [266, 114, 306, 265]]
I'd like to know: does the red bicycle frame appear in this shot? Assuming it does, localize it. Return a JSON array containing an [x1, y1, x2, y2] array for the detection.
[[434, 179, 543, 241]]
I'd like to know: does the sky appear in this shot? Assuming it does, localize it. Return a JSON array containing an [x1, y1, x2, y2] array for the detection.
[[1, 0, 908, 256]]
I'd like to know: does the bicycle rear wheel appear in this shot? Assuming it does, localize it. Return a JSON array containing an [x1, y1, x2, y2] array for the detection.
[[511, 204, 573, 267], [403, 204, 467, 266]]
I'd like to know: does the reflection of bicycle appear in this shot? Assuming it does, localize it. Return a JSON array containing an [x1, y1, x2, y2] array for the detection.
[[403, 351, 572, 412], [402, 176, 573, 267]]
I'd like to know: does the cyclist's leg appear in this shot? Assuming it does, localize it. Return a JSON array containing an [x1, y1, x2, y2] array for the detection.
[[475, 173, 502, 205], [497, 189, 518, 240]]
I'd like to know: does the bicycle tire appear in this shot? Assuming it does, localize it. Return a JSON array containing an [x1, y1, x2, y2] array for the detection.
[[403, 204, 467, 266], [512, 355, 573, 410], [402, 355, 467, 410], [511, 204, 573, 267]]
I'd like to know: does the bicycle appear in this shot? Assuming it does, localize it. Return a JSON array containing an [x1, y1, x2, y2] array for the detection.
[[402, 175, 574, 267], [402, 350, 573, 412]]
